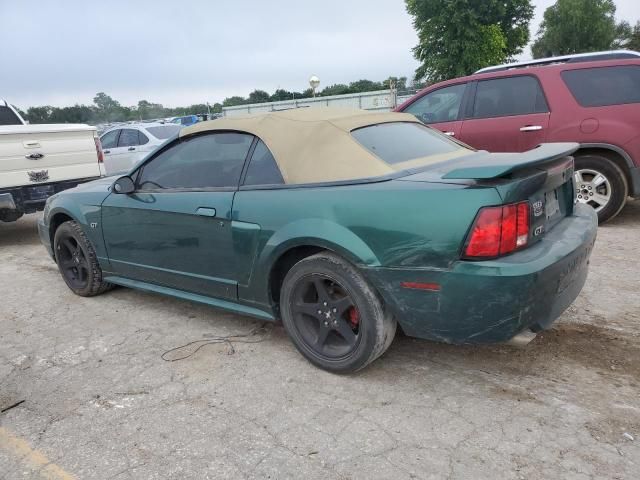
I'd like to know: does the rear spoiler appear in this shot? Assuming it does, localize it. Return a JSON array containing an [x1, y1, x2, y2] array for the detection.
[[442, 143, 579, 180]]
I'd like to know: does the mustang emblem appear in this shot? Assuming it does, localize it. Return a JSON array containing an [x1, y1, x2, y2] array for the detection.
[[532, 200, 544, 217], [28, 170, 49, 183]]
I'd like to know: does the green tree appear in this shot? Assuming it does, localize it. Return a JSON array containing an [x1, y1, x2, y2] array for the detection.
[[621, 21, 640, 51], [347, 79, 384, 93], [222, 96, 247, 107], [383, 76, 408, 91], [319, 84, 350, 96], [25, 106, 54, 123], [532, 0, 628, 58], [406, 0, 534, 82], [247, 90, 270, 104]]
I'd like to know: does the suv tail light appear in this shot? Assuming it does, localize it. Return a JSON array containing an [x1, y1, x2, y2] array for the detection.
[[94, 136, 104, 163], [463, 201, 530, 259]]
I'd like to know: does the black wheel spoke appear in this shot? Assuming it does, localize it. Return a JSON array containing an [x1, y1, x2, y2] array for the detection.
[[334, 317, 357, 345], [314, 326, 331, 350], [77, 265, 88, 282], [59, 259, 75, 269], [313, 278, 330, 303], [293, 302, 322, 318], [333, 296, 354, 317], [62, 238, 76, 254]]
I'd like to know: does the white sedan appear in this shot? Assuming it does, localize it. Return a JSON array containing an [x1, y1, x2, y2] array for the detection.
[[99, 123, 180, 175]]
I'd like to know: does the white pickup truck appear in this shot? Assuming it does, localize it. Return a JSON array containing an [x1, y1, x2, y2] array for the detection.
[[0, 100, 103, 222]]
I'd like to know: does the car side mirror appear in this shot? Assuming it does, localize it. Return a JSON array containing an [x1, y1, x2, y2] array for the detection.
[[112, 176, 135, 194]]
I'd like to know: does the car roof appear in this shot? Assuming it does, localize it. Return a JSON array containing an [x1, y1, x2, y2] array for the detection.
[[181, 107, 429, 184]]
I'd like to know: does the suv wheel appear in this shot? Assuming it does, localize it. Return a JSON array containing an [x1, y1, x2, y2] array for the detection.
[[574, 155, 628, 224]]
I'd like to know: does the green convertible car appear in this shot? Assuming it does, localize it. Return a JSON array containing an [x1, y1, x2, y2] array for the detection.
[[39, 108, 597, 372]]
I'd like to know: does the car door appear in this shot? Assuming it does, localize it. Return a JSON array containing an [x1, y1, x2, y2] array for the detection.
[[459, 75, 550, 152], [100, 131, 255, 300], [400, 83, 468, 139], [108, 128, 143, 173], [100, 129, 121, 175]]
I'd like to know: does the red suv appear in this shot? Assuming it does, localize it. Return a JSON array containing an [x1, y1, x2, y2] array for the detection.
[[396, 50, 640, 223]]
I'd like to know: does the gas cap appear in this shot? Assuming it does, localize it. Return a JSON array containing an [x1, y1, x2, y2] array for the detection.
[[580, 118, 599, 134]]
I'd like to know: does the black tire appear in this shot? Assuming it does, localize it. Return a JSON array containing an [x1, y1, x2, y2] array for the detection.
[[53, 220, 113, 297], [574, 155, 628, 224], [280, 252, 396, 373]]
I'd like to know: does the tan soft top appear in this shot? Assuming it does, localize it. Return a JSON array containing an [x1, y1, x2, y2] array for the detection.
[[180, 107, 463, 184]]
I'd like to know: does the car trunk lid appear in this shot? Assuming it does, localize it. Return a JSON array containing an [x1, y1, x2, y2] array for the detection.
[[398, 143, 579, 245]]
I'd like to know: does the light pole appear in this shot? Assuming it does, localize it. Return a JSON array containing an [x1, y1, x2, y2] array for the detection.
[[309, 75, 320, 98]]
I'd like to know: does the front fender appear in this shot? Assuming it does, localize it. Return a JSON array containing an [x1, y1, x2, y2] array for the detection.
[[46, 199, 108, 267], [244, 218, 380, 306]]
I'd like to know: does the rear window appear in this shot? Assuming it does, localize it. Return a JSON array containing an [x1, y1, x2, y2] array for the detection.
[[146, 125, 181, 139], [471, 76, 549, 118], [0, 106, 22, 126], [561, 66, 640, 107], [351, 122, 463, 165]]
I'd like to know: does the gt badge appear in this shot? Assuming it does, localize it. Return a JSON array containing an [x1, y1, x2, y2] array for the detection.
[[532, 200, 544, 217], [534, 225, 544, 236]]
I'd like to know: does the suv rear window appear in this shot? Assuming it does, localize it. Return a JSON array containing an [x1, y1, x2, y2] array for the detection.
[[471, 76, 549, 118], [351, 122, 463, 165], [0, 106, 22, 126], [561, 66, 640, 107]]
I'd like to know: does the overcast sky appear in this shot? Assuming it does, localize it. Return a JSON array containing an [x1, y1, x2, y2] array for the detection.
[[1, 0, 637, 109]]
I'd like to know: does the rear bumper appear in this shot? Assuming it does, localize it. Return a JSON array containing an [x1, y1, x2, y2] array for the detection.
[[364, 203, 598, 344], [0, 177, 99, 214]]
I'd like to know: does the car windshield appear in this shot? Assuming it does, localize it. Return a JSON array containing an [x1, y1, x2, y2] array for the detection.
[[351, 122, 470, 167], [145, 125, 181, 139]]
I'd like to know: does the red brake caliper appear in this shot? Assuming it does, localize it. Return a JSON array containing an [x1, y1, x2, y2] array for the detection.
[[348, 307, 360, 330]]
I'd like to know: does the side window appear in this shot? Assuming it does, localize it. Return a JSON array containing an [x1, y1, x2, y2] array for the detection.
[[403, 84, 466, 124], [118, 129, 141, 147], [137, 132, 253, 190], [138, 131, 149, 145], [562, 66, 640, 107], [243, 140, 284, 186], [471, 76, 548, 119], [100, 130, 119, 149]]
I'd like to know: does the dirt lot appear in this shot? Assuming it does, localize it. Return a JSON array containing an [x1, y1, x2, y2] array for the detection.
[[1, 202, 639, 480]]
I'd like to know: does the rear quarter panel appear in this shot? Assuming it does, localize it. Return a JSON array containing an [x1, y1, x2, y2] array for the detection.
[[538, 64, 640, 166], [232, 180, 501, 306]]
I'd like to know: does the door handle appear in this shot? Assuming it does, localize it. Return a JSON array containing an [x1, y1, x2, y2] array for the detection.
[[195, 207, 217, 217], [128, 147, 136, 151], [442, 131, 455, 136], [104, 150, 111, 154], [520, 125, 543, 132]]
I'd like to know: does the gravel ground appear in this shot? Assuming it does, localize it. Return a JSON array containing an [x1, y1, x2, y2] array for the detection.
[[1, 202, 639, 480]]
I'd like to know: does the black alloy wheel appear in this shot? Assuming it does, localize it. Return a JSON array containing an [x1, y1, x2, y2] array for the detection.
[[53, 220, 113, 297], [280, 252, 396, 373], [56, 233, 90, 290], [290, 274, 361, 360]]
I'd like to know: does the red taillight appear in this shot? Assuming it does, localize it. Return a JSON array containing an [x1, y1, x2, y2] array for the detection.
[[94, 136, 104, 163], [463, 201, 530, 259]]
